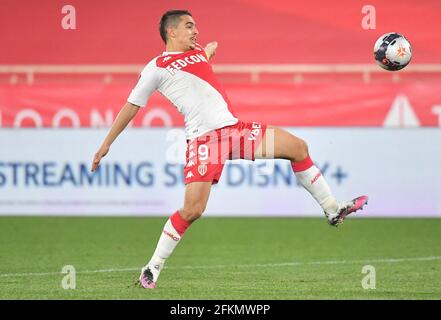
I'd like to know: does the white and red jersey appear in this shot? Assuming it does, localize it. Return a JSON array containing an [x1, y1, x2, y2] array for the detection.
[[127, 45, 238, 139]]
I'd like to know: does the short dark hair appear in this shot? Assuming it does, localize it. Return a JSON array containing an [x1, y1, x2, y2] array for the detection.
[[159, 10, 192, 44]]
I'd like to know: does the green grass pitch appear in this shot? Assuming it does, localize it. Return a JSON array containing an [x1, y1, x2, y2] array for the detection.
[[1, 217, 440, 299]]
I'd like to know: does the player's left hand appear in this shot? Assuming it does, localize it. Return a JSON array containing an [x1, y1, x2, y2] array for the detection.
[[204, 41, 218, 60]]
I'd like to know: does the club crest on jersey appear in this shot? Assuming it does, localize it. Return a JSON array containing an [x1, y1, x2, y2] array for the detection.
[[198, 164, 207, 176], [161, 53, 208, 75]]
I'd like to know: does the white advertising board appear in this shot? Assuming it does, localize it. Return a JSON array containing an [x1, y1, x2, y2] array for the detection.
[[0, 128, 439, 217]]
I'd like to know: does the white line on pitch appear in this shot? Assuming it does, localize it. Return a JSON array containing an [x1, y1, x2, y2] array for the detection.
[[165, 256, 441, 269], [0, 268, 139, 278], [1, 256, 440, 278]]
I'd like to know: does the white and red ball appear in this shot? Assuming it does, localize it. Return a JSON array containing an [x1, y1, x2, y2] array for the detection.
[[374, 32, 412, 71]]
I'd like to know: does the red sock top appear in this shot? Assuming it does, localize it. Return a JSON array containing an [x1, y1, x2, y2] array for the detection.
[[291, 155, 314, 172], [170, 211, 191, 236]]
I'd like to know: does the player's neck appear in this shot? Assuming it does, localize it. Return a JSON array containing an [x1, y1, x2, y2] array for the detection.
[[165, 44, 182, 53], [165, 43, 190, 53]]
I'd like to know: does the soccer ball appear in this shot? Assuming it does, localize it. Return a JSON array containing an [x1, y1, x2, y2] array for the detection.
[[374, 32, 412, 71]]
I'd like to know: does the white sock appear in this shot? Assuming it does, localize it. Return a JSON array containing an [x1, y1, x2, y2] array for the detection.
[[294, 163, 339, 215], [145, 218, 182, 280]]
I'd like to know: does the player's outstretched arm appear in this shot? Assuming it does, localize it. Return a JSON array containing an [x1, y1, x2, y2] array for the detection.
[[91, 102, 140, 172], [204, 41, 218, 61]]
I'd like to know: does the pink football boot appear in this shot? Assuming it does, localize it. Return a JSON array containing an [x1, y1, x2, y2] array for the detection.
[[138, 266, 156, 289], [326, 195, 369, 227]]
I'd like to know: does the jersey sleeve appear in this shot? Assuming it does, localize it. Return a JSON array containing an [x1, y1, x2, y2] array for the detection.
[[127, 61, 159, 107]]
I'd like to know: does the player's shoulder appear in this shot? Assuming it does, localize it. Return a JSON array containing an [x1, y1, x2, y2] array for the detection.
[[194, 43, 209, 58], [194, 43, 208, 60], [194, 43, 205, 52], [140, 55, 162, 72]]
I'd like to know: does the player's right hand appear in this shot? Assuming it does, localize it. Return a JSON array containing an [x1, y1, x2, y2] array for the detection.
[[91, 145, 110, 172]]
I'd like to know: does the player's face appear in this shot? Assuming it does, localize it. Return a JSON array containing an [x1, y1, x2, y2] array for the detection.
[[171, 15, 199, 50]]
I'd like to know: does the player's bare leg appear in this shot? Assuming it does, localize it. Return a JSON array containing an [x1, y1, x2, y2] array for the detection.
[[255, 126, 368, 226], [138, 181, 212, 288]]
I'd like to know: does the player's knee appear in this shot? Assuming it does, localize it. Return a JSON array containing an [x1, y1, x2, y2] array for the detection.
[[298, 138, 309, 157], [180, 204, 206, 222], [292, 137, 309, 161]]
